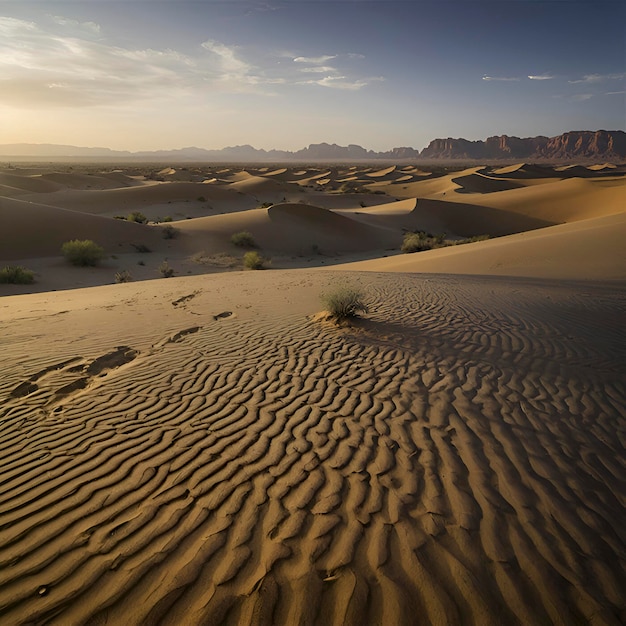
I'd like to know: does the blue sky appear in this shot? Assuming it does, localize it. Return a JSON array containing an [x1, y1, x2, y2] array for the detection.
[[0, 0, 624, 151]]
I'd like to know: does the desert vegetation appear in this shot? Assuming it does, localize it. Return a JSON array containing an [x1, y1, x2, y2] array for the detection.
[[127, 211, 148, 224], [243, 251, 266, 270], [230, 231, 256, 248], [321, 285, 369, 320], [401, 231, 489, 253], [61, 239, 105, 266], [0, 265, 35, 284], [114, 270, 132, 283]]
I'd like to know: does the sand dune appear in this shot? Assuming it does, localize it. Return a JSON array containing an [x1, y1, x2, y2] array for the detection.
[[0, 172, 63, 194], [19, 181, 255, 218], [334, 211, 626, 280], [0, 270, 624, 624], [174, 203, 398, 255], [2, 162, 625, 624], [229, 176, 304, 202], [0, 196, 165, 259], [450, 172, 523, 194], [39, 171, 135, 190], [450, 176, 626, 223]]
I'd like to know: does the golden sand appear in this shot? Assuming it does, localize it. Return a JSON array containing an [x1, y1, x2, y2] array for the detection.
[[1, 163, 625, 624]]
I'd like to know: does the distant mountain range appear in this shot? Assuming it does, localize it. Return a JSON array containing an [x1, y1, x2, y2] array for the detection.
[[1, 130, 624, 162]]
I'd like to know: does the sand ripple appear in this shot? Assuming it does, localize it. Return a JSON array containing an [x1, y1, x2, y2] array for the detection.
[[0, 275, 624, 625]]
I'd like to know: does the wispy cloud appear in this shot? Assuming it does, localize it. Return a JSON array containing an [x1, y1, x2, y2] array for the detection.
[[570, 93, 594, 101], [298, 75, 383, 90], [0, 16, 380, 109], [569, 73, 625, 84], [298, 66, 336, 73], [294, 55, 337, 64], [50, 15, 101, 35], [528, 74, 554, 80], [482, 75, 520, 82], [0, 16, 291, 108]]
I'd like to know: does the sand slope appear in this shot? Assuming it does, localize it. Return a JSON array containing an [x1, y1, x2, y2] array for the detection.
[[174, 203, 399, 255], [0, 196, 165, 259], [0, 271, 624, 625], [335, 212, 626, 280]]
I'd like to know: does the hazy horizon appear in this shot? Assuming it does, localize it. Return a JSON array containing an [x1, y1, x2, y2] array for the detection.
[[1, 0, 624, 152]]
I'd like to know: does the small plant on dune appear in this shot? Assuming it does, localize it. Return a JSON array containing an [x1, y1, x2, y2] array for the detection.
[[161, 224, 178, 239], [62, 239, 105, 266], [230, 231, 256, 248], [115, 270, 132, 283], [321, 285, 368, 321], [0, 265, 35, 284], [162, 216, 173, 222], [243, 251, 266, 270], [127, 211, 148, 224], [159, 261, 175, 278], [401, 232, 434, 253]]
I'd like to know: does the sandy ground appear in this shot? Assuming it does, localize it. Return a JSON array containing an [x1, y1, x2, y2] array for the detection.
[[1, 163, 625, 625]]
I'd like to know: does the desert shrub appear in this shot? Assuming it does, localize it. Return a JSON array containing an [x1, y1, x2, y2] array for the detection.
[[159, 261, 174, 278], [321, 285, 368, 320], [115, 270, 132, 283], [401, 232, 434, 253], [243, 251, 265, 270], [197, 196, 206, 202], [230, 231, 256, 248], [127, 211, 148, 224], [162, 216, 173, 222], [62, 239, 105, 266], [113, 215, 127, 220], [161, 224, 178, 239], [0, 265, 35, 284]]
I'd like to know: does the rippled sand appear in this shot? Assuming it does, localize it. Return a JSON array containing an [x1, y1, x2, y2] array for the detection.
[[1, 271, 624, 625]]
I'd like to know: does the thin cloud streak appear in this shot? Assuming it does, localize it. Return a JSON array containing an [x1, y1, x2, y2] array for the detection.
[[569, 73, 625, 84], [294, 55, 336, 64], [482, 75, 520, 81]]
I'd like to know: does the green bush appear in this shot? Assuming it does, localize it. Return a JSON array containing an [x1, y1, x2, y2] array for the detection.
[[243, 251, 265, 270], [321, 285, 368, 320], [61, 239, 105, 266], [401, 232, 433, 253], [0, 265, 35, 284], [127, 211, 148, 223], [230, 231, 256, 248]]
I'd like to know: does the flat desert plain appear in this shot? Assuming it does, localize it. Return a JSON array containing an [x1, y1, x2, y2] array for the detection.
[[1, 162, 625, 625]]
